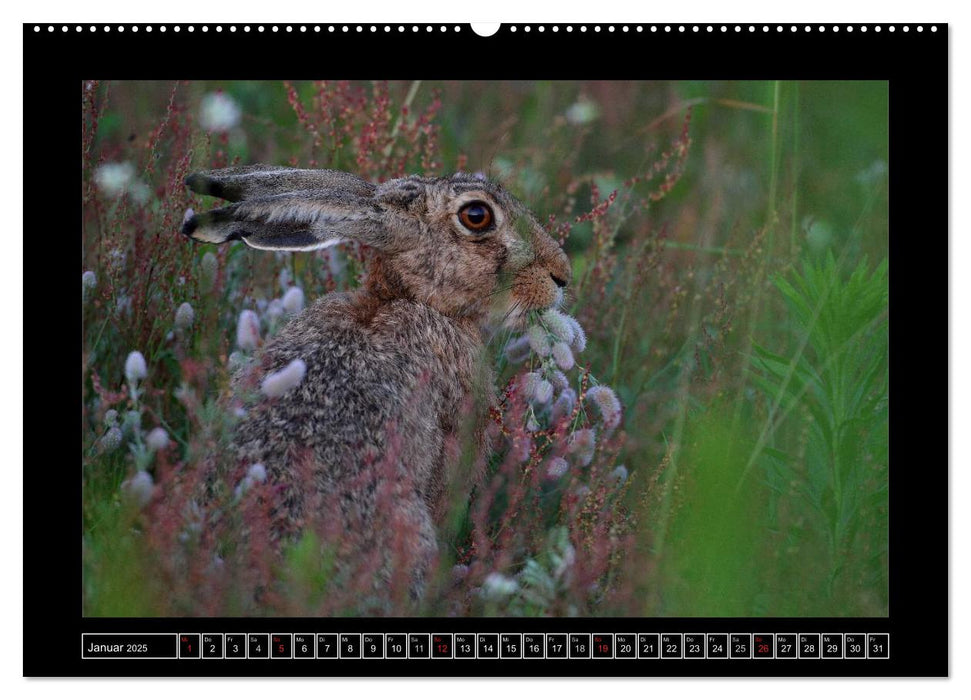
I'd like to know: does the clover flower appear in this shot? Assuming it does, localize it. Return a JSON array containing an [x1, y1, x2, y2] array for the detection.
[[586, 385, 622, 434], [565, 315, 587, 353], [504, 335, 531, 364], [94, 161, 149, 203], [199, 251, 218, 292], [546, 456, 569, 480], [551, 341, 575, 371], [609, 465, 629, 485], [100, 426, 123, 453], [540, 309, 575, 344], [124, 351, 147, 383], [121, 470, 154, 507], [481, 572, 519, 598], [565, 98, 600, 126], [174, 302, 195, 330], [532, 378, 554, 406], [266, 299, 285, 323], [104, 409, 118, 427], [94, 162, 136, 197], [567, 427, 597, 467], [82, 270, 97, 300], [236, 310, 261, 351], [261, 358, 307, 398], [282, 286, 305, 315], [550, 370, 570, 392], [526, 324, 552, 357], [145, 427, 170, 452], [199, 92, 241, 132]]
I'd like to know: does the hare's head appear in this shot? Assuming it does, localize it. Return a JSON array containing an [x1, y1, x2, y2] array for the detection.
[[182, 166, 571, 326]]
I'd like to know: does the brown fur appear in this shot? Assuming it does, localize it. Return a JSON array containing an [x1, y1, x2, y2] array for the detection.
[[183, 167, 571, 601]]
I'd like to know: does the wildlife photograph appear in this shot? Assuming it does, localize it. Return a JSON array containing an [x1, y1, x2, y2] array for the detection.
[[81, 80, 889, 618]]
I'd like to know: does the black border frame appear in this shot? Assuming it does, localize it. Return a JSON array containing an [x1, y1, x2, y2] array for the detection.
[[24, 22, 947, 677]]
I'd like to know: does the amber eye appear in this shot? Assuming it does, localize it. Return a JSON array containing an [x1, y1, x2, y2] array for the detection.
[[458, 201, 494, 233]]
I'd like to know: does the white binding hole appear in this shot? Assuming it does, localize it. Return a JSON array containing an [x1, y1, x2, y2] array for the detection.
[[904, 26, 910, 32], [472, 23, 500, 36]]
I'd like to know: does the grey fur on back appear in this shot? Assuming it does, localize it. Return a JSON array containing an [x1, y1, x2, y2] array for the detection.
[[183, 165, 571, 604]]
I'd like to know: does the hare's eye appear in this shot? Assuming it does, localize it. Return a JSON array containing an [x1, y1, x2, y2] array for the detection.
[[458, 201, 494, 233]]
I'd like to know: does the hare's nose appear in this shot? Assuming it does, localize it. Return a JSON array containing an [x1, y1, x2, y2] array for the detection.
[[550, 273, 568, 288]]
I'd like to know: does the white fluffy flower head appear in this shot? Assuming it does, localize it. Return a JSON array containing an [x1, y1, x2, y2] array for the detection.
[[199, 92, 241, 132], [122, 470, 154, 508], [124, 351, 147, 383], [481, 572, 519, 598], [82, 270, 97, 291], [146, 427, 169, 451], [261, 358, 307, 398], [586, 385, 622, 434], [174, 302, 195, 329], [282, 286, 305, 315], [236, 310, 261, 351], [94, 162, 136, 197]]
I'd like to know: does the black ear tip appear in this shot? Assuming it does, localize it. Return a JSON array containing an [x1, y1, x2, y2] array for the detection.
[[180, 208, 199, 237], [185, 172, 225, 198]]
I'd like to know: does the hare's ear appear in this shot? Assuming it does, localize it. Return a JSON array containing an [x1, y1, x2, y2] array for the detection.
[[182, 191, 393, 252], [185, 165, 375, 202]]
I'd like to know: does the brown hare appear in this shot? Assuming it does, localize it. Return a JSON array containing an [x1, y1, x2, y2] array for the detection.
[[182, 165, 571, 604]]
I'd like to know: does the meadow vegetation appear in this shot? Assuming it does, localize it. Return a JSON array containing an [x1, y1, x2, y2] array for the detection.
[[81, 80, 889, 617]]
